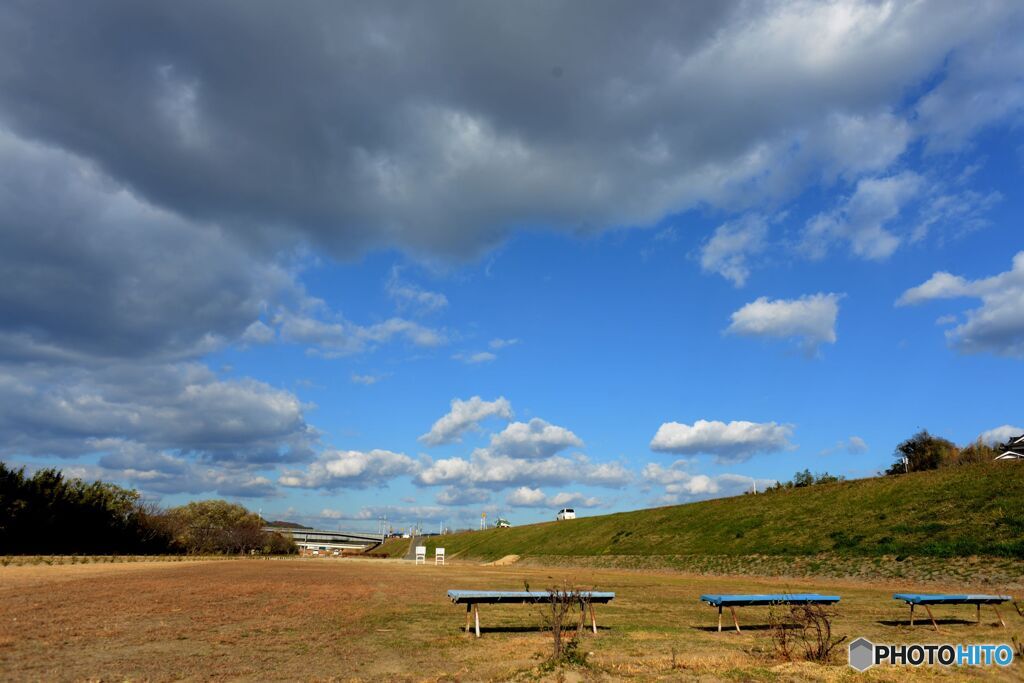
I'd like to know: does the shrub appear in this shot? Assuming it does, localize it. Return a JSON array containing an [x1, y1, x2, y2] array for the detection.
[[531, 579, 592, 666], [769, 603, 846, 664]]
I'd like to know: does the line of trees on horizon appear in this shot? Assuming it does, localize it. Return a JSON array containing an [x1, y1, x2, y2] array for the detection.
[[885, 430, 1013, 475], [757, 428, 1016, 495], [0, 462, 296, 556]]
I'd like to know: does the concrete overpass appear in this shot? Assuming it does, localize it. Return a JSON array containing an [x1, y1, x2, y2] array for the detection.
[[263, 526, 382, 553]]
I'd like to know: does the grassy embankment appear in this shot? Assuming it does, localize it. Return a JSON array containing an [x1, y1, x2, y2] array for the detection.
[[380, 463, 1024, 578]]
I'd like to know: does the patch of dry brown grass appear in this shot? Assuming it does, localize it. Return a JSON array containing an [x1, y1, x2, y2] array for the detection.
[[1, 557, 1021, 681]]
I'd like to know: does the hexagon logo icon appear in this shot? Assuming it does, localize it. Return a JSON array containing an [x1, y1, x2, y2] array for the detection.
[[848, 637, 874, 672]]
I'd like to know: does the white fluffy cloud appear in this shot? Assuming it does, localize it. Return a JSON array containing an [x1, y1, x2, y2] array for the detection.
[[650, 419, 794, 463], [415, 449, 631, 490], [979, 425, 1024, 447], [505, 487, 601, 509], [418, 396, 514, 446], [488, 419, 584, 459], [726, 293, 841, 353], [897, 252, 1024, 357], [699, 214, 769, 287], [279, 449, 417, 490], [803, 172, 923, 260], [642, 460, 775, 503]]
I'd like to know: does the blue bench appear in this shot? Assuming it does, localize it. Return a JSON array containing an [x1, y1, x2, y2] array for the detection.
[[700, 594, 841, 632], [893, 593, 1013, 631], [448, 590, 615, 637]]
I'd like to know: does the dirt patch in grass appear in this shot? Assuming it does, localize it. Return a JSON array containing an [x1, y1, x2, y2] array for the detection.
[[2, 557, 1021, 681], [486, 554, 521, 566]]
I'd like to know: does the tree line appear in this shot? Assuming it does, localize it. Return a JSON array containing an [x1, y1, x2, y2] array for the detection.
[[0, 463, 296, 555], [761, 428, 1016, 494], [885, 430, 1011, 475]]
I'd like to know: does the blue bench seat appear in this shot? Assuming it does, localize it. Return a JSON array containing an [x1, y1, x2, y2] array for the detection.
[[448, 590, 615, 637], [699, 593, 840, 632], [893, 593, 1012, 631]]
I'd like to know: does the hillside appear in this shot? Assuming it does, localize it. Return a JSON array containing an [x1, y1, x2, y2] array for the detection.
[[390, 462, 1024, 563]]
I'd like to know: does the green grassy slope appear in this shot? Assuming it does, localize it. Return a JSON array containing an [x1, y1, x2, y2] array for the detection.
[[399, 463, 1024, 562]]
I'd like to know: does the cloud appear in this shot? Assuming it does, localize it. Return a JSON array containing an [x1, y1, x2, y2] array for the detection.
[[419, 396, 514, 446], [0, 362, 315, 466], [386, 267, 448, 315], [979, 425, 1024, 447], [489, 338, 520, 350], [93, 440, 279, 498], [846, 436, 869, 454], [241, 321, 276, 345], [318, 505, 450, 524], [275, 307, 447, 358], [726, 293, 841, 353], [279, 449, 417, 490], [915, 23, 1024, 153], [911, 187, 1002, 243], [1, 2, 1019, 260], [650, 419, 794, 463], [350, 373, 385, 386], [415, 449, 631, 490], [505, 487, 601, 509], [802, 172, 923, 260], [487, 419, 583, 459], [700, 214, 768, 287], [453, 351, 497, 364], [0, 131, 298, 364], [820, 435, 869, 456], [642, 460, 776, 503], [436, 487, 492, 506], [897, 252, 1024, 357]]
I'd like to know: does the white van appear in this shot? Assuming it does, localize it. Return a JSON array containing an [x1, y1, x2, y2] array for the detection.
[[556, 508, 576, 521]]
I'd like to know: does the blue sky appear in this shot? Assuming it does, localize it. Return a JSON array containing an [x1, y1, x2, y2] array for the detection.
[[1, 1, 1022, 533]]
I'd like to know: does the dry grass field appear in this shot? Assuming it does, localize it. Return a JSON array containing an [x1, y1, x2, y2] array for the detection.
[[2, 557, 1022, 681]]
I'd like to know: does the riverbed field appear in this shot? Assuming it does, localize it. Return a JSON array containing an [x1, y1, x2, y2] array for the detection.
[[1, 557, 1022, 681]]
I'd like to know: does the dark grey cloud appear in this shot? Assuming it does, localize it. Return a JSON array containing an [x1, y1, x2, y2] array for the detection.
[[0, 131, 296, 363], [2, 1, 1019, 260], [0, 361, 316, 466], [92, 441, 279, 498], [1, 0, 1022, 500]]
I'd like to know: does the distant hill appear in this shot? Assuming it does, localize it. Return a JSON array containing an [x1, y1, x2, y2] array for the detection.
[[389, 462, 1024, 563]]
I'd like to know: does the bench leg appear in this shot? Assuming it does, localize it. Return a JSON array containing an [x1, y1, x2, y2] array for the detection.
[[909, 603, 914, 626], [465, 603, 472, 633], [474, 604, 480, 638], [923, 605, 940, 633], [730, 606, 741, 633], [977, 603, 981, 624], [718, 605, 723, 633], [993, 605, 1006, 628], [590, 603, 597, 635]]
